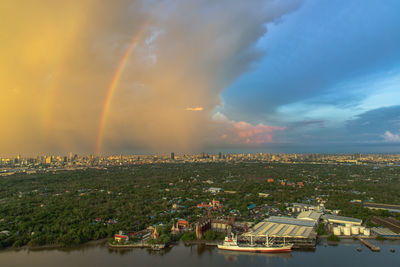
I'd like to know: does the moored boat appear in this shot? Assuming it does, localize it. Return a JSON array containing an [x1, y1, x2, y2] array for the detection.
[[217, 234, 292, 253]]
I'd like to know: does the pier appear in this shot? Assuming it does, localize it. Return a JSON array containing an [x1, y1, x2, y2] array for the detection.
[[358, 238, 380, 252]]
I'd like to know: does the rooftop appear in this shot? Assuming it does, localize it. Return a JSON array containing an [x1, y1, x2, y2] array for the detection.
[[323, 214, 362, 224], [363, 202, 400, 210], [268, 216, 316, 227], [297, 211, 322, 222], [371, 227, 400, 237], [244, 219, 315, 239]]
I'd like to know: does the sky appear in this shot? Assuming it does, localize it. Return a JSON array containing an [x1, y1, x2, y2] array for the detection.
[[1, 0, 400, 156]]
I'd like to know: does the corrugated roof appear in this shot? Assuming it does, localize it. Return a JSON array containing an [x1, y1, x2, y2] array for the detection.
[[270, 224, 285, 235], [323, 214, 362, 224], [268, 216, 316, 227], [282, 225, 296, 236], [297, 211, 322, 221], [371, 227, 400, 236], [244, 221, 314, 238]]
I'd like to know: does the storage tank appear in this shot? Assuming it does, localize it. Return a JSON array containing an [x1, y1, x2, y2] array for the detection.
[[339, 225, 345, 232], [363, 228, 370, 236], [351, 226, 359, 235], [333, 227, 341, 236], [345, 223, 353, 228], [359, 226, 365, 234], [343, 227, 351, 236]]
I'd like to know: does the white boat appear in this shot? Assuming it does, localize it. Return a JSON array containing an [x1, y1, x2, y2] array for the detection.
[[218, 234, 292, 253]]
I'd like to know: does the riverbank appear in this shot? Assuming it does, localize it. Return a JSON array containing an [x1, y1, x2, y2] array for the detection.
[[108, 242, 166, 250], [3, 238, 109, 251], [183, 240, 222, 246]]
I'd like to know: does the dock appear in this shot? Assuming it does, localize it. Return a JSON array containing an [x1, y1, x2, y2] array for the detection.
[[358, 238, 380, 252]]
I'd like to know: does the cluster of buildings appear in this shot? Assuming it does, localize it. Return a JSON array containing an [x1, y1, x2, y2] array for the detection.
[[112, 198, 400, 248], [194, 217, 233, 239], [324, 214, 368, 237], [243, 215, 318, 248], [2, 153, 400, 177], [197, 199, 222, 210]]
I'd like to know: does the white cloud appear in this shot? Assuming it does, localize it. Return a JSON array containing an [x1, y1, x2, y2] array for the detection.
[[382, 131, 400, 143]]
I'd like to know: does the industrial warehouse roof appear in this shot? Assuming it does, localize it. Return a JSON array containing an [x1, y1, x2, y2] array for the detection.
[[323, 214, 362, 224], [297, 211, 322, 222], [363, 202, 400, 211], [267, 216, 316, 227], [371, 227, 400, 237], [243, 220, 314, 239]]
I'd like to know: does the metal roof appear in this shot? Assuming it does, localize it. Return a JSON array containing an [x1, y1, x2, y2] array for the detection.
[[371, 227, 400, 237], [243, 221, 314, 239], [297, 211, 322, 222], [323, 214, 362, 224], [364, 203, 400, 210], [267, 216, 316, 227]]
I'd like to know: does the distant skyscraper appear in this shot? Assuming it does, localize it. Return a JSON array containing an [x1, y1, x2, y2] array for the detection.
[[171, 152, 175, 160], [218, 152, 222, 159]]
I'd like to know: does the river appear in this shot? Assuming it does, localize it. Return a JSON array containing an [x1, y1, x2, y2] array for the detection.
[[0, 239, 399, 267]]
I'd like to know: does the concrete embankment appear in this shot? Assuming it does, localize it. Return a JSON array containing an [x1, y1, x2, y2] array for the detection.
[[108, 242, 165, 249], [183, 240, 222, 246]]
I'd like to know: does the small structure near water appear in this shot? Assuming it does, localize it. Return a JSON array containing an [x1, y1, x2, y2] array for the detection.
[[359, 238, 380, 252]]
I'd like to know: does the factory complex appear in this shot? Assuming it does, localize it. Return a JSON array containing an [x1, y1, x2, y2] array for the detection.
[[243, 215, 318, 248]]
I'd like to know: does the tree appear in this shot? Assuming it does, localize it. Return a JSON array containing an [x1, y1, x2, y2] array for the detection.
[[181, 231, 196, 241]]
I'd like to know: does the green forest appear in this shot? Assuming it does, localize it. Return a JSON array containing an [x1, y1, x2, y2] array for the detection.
[[0, 162, 399, 249]]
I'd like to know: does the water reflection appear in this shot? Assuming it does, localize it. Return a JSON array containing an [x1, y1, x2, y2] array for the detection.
[[146, 246, 173, 256], [218, 249, 293, 262], [0, 240, 399, 267], [196, 243, 214, 255]]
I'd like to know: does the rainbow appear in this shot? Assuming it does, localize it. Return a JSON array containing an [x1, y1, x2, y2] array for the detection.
[[96, 27, 148, 155]]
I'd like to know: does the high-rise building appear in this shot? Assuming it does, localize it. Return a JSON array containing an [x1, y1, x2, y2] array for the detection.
[[218, 152, 222, 159], [171, 152, 175, 160]]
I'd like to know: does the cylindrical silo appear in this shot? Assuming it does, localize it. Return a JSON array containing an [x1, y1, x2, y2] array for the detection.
[[363, 228, 370, 236], [343, 227, 351, 236], [359, 226, 365, 234], [351, 226, 359, 235], [333, 227, 341, 236]]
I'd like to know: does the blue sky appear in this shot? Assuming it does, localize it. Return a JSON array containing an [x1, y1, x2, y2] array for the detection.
[[217, 0, 400, 152]]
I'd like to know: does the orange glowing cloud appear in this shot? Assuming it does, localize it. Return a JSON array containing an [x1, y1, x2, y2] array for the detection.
[[0, 1, 299, 156], [233, 121, 285, 144], [212, 112, 286, 145], [185, 107, 204, 111]]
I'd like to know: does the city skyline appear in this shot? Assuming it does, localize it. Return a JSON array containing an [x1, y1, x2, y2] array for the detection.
[[1, 0, 400, 155]]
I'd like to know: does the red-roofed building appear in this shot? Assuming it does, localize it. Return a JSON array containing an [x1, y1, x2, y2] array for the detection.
[[197, 203, 210, 208], [267, 179, 274, 183], [177, 220, 189, 229], [114, 234, 129, 242]]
